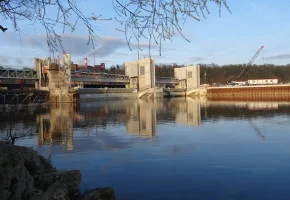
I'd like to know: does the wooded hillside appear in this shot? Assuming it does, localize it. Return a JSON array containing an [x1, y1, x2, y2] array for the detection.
[[106, 63, 290, 85], [155, 64, 290, 85]]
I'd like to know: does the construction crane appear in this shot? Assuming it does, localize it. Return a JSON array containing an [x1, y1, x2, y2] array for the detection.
[[228, 46, 264, 84]]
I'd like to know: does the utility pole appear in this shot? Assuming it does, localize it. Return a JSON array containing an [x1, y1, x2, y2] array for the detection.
[[93, 52, 95, 67], [204, 69, 207, 84]]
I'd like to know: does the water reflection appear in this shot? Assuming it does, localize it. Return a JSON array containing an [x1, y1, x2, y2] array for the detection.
[[37, 103, 73, 150], [3, 98, 290, 200], [31, 98, 290, 152], [126, 100, 157, 137], [2, 98, 290, 151], [36, 98, 203, 151]]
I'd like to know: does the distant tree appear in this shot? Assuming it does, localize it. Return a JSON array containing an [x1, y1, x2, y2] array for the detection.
[[0, 0, 230, 55], [199, 64, 290, 84]]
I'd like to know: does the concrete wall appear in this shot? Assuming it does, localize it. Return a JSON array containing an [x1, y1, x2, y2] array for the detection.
[[125, 58, 155, 90], [174, 65, 200, 90], [174, 68, 187, 80], [186, 65, 200, 90], [34, 54, 74, 102], [48, 54, 73, 103], [34, 57, 49, 91]]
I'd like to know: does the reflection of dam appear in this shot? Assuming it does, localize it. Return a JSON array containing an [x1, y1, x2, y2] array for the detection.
[[174, 98, 201, 127], [205, 101, 280, 110], [37, 98, 202, 150], [33, 99, 290, 151], [126, 99, 157, 137], [7, 98, 290, 152], [37, 104, 74, 151]]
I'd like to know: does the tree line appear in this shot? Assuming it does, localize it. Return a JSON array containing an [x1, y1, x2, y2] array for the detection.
[[199, 64, 290, 85], [106, 63, 290, 85]]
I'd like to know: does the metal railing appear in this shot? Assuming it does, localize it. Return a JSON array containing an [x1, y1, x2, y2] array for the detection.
[[0, 68, 37, 79], [155, 76, 179, 84]]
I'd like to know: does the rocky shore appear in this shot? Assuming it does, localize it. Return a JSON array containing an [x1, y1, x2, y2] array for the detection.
[[0, 141, 116, 200]]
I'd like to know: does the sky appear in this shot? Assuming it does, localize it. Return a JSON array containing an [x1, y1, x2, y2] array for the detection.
[[1, 0, 290, 68]]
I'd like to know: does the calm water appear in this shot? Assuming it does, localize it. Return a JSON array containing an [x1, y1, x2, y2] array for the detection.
[[1, 98, 290, 200]]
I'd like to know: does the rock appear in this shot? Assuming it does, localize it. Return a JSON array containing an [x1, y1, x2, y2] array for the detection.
[[13, 145, 55, 175], [0, 141, 114, 200], [34, 170, 82, 198], [29, 189, 44, 200], [80, 188, 116, 200], [13, 145, 43, 174], [33, 171, 56, 192], [0, 141, 34, 200], [39, 155, 54, 172], [41, 182, 69, 200], [55, 170, 82, 198]]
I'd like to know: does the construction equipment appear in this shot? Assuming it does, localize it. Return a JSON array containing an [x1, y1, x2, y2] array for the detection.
[[228, 46, 264, 84]]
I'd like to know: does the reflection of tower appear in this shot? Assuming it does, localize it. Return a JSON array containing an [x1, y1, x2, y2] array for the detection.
[[38, 103, 74, 150], [139, 99, 156, 136], [37, 114, 51, 146], [126, 99, 156, 137], [175, 98, 201, 127]]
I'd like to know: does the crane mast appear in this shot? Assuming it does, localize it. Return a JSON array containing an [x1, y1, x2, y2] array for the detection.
[[228, 46, 264, 84], [236, 46, 264, 80]]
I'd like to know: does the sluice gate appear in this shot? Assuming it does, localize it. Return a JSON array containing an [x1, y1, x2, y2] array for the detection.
[[207, 85, 290, 101]]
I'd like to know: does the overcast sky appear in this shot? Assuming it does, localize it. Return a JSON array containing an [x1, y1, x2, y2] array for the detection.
[[1, 0, 290, 68]]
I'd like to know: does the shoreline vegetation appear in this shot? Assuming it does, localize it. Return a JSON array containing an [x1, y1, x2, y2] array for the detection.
[[0, 141, 116, 200], [104, 64, 290, 85]]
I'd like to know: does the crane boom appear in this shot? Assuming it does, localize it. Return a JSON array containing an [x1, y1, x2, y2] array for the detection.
[[236, 46, 264, 80]]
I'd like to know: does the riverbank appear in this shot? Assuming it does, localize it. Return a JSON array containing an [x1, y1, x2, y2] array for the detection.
[[0, 141, 116, 200]]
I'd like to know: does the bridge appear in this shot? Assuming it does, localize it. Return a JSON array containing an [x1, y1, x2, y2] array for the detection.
[[0, 68, 38, 89], [0, 55, 201, 103], [0, 68, 38, 79], [0, 68, 179, 88], [0, 68, 178, 84]]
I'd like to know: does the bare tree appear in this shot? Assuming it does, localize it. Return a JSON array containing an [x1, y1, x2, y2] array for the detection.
[[114, 0, 231, 57], [0, 0, 230, 56], [4, 124, 33, 145]]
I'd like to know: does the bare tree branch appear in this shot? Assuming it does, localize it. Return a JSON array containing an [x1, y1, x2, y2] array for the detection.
[[5, 124, 33, 145], [0, 25, 7, 32], [0, 0, 230, 57], [113, 0, 231, 56]]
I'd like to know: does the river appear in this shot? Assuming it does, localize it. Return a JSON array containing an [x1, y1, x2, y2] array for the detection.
[[1, 98, 290, 200]]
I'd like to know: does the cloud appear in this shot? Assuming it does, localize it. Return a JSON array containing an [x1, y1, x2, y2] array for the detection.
[[0, 55, 9, 64], [15, 58, 24, 64], [0, 55, 28, 66], [190, 56, 205, 62], [1, 34, 158, 59], [88, 37, 125, 57], [265, 54, 290, 60]]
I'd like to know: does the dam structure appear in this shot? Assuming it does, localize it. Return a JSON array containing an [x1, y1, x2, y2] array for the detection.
[[2, 54, 290, 104], [30, 55, 202, 103]]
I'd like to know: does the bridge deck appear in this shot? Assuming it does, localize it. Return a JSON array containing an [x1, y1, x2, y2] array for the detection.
[[0, 69, 179, 85], [0, 68, 37, 79]]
